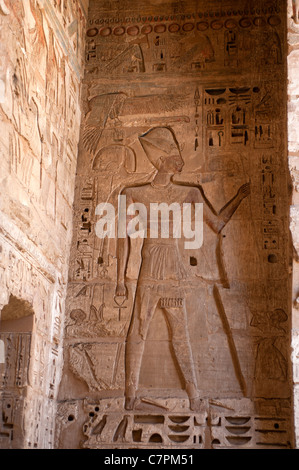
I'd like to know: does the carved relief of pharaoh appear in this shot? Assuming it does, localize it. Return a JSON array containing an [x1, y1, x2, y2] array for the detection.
[[114, 126, 250, 411]]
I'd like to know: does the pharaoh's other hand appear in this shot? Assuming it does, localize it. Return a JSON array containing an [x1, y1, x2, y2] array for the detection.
[[115, 282, 127, 298], [238, 182, 251, 199]]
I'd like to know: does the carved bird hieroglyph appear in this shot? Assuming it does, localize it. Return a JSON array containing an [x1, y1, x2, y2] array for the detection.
[[82, 92, 127, 155], [82, 92, 188, 156]]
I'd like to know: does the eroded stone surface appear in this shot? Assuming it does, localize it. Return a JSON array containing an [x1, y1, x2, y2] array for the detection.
[[56, 0, 293, 449], [0, 0, 296, 450], [0, 0, 88, 449], [288, 0, 299, 449]]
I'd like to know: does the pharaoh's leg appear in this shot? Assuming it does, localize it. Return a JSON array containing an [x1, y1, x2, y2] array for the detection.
[[164, 305, 202, 411], [125, 285, 158, 410]]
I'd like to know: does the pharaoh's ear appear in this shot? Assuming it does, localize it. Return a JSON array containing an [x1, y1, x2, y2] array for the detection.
[[158, 155, 165, 167]]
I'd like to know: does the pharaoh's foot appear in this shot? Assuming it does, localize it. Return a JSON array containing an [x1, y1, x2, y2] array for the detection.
[[189, 396, 205, 412], [124, 397, 136, 410], [186, 383, 204, 412]]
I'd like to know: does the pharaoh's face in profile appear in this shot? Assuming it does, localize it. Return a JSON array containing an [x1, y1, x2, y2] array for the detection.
[[158, 151, 184, 174]]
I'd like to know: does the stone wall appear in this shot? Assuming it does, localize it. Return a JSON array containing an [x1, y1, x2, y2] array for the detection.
[[0, 0, 88, 449], [288, 0, 299, 449], [0, 0, 296, 450], [56, 0, 294, 449]]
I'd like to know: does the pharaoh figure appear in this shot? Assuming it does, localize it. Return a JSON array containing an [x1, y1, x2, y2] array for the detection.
[[115, 126, 250, 410]]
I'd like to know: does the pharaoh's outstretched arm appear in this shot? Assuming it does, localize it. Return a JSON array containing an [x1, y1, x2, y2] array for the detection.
[[218, 182, 250, 230], [173, 180, 250, 234], [198, 182, 250, 234]]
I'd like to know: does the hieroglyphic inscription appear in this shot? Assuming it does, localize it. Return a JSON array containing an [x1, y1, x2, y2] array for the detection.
[[85, 7, 284, 76], [78, 397, 292, 449]]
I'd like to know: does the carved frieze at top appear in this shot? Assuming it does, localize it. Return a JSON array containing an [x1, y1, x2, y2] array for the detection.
[[87, 5, 282, 27], [85, 4, 285, 78]]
